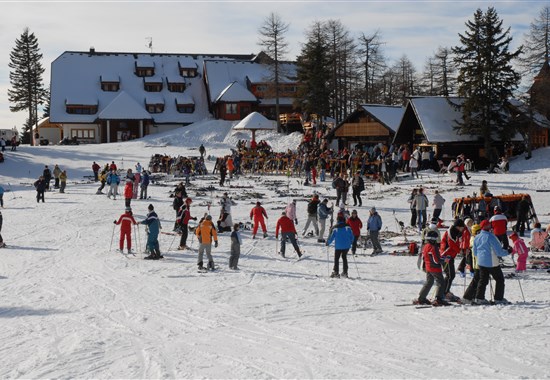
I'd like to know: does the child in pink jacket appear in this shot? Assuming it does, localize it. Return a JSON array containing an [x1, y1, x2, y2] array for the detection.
[[509, 232, 529, 272]]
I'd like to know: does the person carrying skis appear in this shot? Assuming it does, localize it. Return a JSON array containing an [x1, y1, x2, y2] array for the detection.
[[114, 207, 138, 254], [347, 209, 363, 255], [439, 218, 465, 301], [195, 215, 218, 270], [177, 197, 197, 250], [302, 194, 320, 237], [275, 211, 303, 258], [229, 223, 242, 270], [509, 232, 528, 273], [326, 215, 354, 278], [34, 176, 47, 203], [317, 199, 333, 243], [124, 179, 134, 208], [472, 219, 509, 304], [367, 207, 383, 255], [285, 199, 298, 225], [141, 204, 163, 260], [414, 230, 450, 306], [250, 201, 268, 239]]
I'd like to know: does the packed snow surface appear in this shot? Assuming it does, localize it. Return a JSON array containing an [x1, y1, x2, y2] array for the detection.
[[1, 119, 550, 379]]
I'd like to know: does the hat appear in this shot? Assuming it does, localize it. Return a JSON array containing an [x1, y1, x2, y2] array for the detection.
[[453, 219, 465, 228], [256, 201, 261, 206], [223, 192, 228, 196], [185, 197, 192, 204], [426, 230, 439, 241], [509, 232, 518, 240], [206, 215, 212, 220], [337, 215, 345, 223], [464, 218, 474, 226], [292, 199, 296, 203], [494, 206, 501, 212], [313, 194, 319, 199], [480, 220, 490, 230], [471, 224, 481, 235], [148, 204, 154, 210], [125, 207, 132, 212], [281, 211, 286, 215], [370, 207, 376, 213], [323, 199, 329, 203]]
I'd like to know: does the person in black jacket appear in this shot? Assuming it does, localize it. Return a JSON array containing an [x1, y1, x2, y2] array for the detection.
[[43, 165, 52, 191], [302, 194, 320, 237], [34, 176, 47, 203], [351, 172, 365, 207], [515, 196, 531, 237]]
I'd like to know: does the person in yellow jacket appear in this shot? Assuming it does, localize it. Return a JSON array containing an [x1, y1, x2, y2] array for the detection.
[[195, 215, 218, 271]]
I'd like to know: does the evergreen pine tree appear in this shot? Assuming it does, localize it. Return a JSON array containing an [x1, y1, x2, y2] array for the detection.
[[8, 27, 47, 146], [452, 7, 522, 166], [295, 21, 331, 118]]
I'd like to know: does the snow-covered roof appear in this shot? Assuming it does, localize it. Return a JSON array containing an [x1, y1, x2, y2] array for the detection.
[[145, 93, 165, 104], [408, 96, 525, 142], [175, 93, 194, 105], [233, 111, 276, 130], [100, 73, 119, 82], [507, 98, 550, 128], [166, 74, 186, 84], [143, 75, 163, 83], [360, 104, 404, 132], [178, 57, 197, 69], [204, 59, 296, 104], [215, 82, 257, 103], [99, 91, 152, 120], [50, 51, 216, 124]]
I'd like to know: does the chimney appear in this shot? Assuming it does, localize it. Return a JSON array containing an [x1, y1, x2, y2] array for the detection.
[[89, 47, 95, 54]]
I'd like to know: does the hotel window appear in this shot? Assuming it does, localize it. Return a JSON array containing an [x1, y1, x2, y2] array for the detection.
[[146, 104, 165, 113], [177, 104, 195, 113], [144, 82, 162, 92], [136, 67, 154, 77], [66, 105, 98, 114], [168, 83, 186, 93], [179, 68, 197, 78], [101, 82, 119, 92], [70, 129, 95, 139], [225, 103, 238, 115]]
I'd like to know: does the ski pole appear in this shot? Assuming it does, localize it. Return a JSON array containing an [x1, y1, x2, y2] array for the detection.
[[275, 236, 278, 256], [489, 277, 494, 302], [326, 245, 330, 277], [168, 232, 178, 252], [8, 183, 16, 200], [350, 251, 360, 279], [509, 254, 526, 303], [110, 223, 116, 251]]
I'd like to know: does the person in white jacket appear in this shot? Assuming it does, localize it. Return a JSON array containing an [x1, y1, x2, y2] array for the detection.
[[285, 199, 298, 225], [432, 190, 446, 221]]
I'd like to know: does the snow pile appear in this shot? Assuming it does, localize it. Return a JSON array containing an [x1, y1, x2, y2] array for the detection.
[[0, 127, 549, 378]]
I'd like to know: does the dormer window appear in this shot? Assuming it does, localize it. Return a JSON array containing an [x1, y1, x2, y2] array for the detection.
[[100, 75, 120, 92], [145, 96, 164, 113], [175, 95, 195, 113], [178, 58, 198, 78], [144, 77, 163, 92], [168, 82, 186, 93], [65, 98, 98, 114], [135, 59, 155, 77]]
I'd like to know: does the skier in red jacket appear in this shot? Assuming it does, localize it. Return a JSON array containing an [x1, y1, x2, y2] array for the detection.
[[346, 210, 363, 255], [250, 201, 268, 239], [123, 179, 134, 208], [275, 211, 302, 258], [439, 219, 466, 301], [114, 207, 138, 253]]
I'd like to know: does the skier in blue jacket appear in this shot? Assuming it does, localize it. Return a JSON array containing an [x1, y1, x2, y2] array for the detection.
[[472, 219, 509, 304], [141, 204, 163, 260], [326, 216, 354, 278]]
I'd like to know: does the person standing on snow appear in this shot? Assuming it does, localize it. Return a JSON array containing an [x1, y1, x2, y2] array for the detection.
[[351, 172, 365, 207], [195, 215, 218, 271], [407, 188, 418, 227], [0, 184, 5, 208], [135, 162, 142, 174], [367, 207, 383, 255], [490, 206, 509, 250], [317, 199, 333, 243], [326, 215, 354, 278], [92, 161, 101, 182], [302, 194, 320, 237], [140, 170, 149, 199], [141, 204, 163, 260], [114, 207, 138, 253], [177, 197, 197, 250], [59, 170, 67, 193], [439, 218, 466, 301], [34, 176, 47, 203], [472, 220, 509, 304], [432, 190, 446, 221], [250, 201, 268, 239], [123, 179, 134, 208], [332, 174, 346, 207], [43, 165, 52, 191], [53, 164, 62, 189], [106, 170, 120, 200], [275, 211, 303, 258], [218, 192, 234, 233], [285, 199, 298, 225], [414, 187, 429, 230], [414, 230, 450, 306], [509, 232, 528, 273], [347, 209, 363, 255], [199, 144, 206, 158], [229, 223, 242, 270]]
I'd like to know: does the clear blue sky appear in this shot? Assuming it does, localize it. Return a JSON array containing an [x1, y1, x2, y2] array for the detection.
[[0, 0, 542, 131]]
